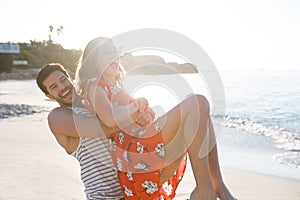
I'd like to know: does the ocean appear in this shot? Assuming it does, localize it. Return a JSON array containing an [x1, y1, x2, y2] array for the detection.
[[126, 69, 300, 171], [220, 69, 300, 170], [0, 69, 299, 172]]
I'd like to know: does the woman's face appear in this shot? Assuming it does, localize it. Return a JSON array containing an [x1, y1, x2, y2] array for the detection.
[[97, 40, 120, 78], [104, 59, 120, 78]]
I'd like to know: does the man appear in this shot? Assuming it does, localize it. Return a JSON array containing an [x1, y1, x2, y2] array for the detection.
[[36, 63, 125, 200]]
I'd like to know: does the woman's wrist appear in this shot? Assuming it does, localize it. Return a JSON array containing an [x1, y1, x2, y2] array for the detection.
[[129, 103, 139, 122]]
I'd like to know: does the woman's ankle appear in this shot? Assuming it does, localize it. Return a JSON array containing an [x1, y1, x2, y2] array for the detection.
[[190, 186, 217, 200]]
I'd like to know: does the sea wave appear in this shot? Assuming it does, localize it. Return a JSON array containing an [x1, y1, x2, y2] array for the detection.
[[213, 115, 300, 152], [211, 114, 300, 168], [273, 152, 300, 169]]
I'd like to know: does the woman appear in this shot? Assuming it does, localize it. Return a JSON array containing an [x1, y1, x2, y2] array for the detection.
[[75, 37, 236, 200]]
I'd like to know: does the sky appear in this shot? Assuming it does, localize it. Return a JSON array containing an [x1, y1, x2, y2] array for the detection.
[[1, 0, 299, 70]]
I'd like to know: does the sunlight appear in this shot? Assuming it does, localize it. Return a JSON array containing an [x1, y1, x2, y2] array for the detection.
[[130, 83, 179, 117]]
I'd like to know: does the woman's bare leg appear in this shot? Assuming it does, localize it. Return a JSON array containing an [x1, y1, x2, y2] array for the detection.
[[208, 121, 237, 200], [158, 94, 216, 199]]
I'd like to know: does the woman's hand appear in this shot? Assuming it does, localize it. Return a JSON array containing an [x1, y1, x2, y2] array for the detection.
[[133, 97, 150, 113], [134, 111, 154, 127], [132, 97, 156, 127]]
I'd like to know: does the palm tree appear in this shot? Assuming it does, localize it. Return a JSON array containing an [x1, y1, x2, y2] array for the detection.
[[49, 25, 54, 42], [57, 26, 64, 36]]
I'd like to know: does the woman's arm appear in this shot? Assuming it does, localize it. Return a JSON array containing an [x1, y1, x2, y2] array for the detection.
[[87, 85, 140, 130]]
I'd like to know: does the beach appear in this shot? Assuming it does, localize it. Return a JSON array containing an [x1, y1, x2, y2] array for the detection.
[[0, 74, 300, 199], [1, 112, 300, 199]]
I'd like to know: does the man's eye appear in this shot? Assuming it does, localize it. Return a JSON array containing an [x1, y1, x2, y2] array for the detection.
[[50, 85, 57, 90]]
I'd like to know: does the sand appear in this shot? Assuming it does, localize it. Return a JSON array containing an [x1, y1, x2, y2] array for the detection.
[[175, 162, 300, 200], [1, 112, 300, 199]]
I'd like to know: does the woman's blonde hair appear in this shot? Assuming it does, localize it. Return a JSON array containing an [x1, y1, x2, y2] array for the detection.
[[75, 37, 125, 97]]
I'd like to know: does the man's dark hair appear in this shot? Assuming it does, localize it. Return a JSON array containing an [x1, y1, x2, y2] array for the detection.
[[36, 63, 70, 94]]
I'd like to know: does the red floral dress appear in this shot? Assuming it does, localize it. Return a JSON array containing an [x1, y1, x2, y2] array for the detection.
[[84, 78, 187, 200]]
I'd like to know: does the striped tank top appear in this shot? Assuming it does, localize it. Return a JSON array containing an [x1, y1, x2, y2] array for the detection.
[[70, 107, 123, 200]]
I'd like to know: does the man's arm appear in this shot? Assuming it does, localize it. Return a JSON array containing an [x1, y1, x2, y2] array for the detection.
[[48, 107, 119, 138]]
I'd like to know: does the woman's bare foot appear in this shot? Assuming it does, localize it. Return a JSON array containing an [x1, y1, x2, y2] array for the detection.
[[214, 183, 237, 200], [190, 186, 217, 200]]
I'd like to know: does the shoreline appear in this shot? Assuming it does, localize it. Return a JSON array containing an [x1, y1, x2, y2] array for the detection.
[[218, 126, 300, 182], [0, 68, 40, 80]]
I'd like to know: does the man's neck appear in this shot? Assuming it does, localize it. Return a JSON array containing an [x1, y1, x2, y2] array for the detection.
[[58, 94, 83, 108]]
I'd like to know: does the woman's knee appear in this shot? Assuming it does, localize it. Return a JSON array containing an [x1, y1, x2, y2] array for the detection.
[[185, 94, 210, 114]]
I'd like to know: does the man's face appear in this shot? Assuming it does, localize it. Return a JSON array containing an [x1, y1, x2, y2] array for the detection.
[[43, 70, 73, 107]]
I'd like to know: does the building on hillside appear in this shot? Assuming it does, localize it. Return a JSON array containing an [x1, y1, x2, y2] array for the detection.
[[0, 43, 20, 72]]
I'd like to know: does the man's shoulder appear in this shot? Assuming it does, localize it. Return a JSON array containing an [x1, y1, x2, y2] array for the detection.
[[48, 107, 72, 122], [48, 106, 94, 119], [49, 106, 71, 116]]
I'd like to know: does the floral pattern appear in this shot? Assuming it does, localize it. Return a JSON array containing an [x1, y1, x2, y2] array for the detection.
[[124, 185, 134, 196], [155, 122, 160, 132], [130, 127, 139, 135], [155, 143, 165, 157], [158, 196, 165, 200], [104, 86, 109, 95], [136, 142, 144, 153], [134, 163, 148, 171], [162, 182, 173, 196], [126, 171, 133, 181], [138, 130, 146, 136], [117, 132, 124, 144], [117, 157, 122, 171], [108, 139, 116, 151], [142, 180, 158, 194], [110, 86, 121, 94], [123, 151, 129, 162]]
